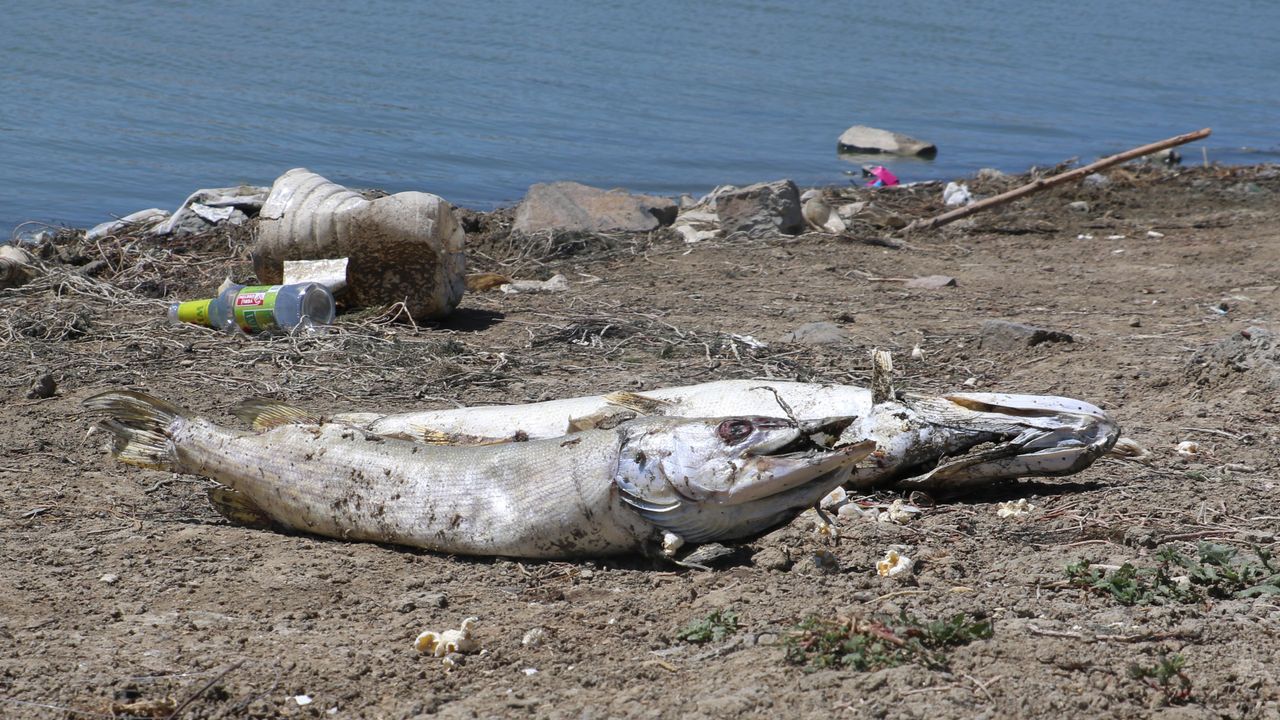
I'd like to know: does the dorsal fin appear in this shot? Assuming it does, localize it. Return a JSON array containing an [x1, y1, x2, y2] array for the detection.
[[602, 391, 672, 415], [231, 399, 323, 430]]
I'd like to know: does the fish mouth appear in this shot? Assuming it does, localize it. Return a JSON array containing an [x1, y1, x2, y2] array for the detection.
[[727, 435, 875, 506], [747, 415, 858, 456]]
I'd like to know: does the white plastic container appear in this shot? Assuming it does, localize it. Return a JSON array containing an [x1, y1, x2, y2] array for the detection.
[[168, 282, 335, 334]]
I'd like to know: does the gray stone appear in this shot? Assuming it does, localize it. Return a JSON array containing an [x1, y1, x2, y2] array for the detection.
[[714, 179, 804, 237], [512, 181, 677, 234], [781, 321, 846, 345], [980, 320, 1074, 349], [1067, 201, 1091, 213], [837, 125, 937, 157]]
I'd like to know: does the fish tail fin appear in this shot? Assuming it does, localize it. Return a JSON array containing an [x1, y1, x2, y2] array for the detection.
[[83, 390, 186, 470]]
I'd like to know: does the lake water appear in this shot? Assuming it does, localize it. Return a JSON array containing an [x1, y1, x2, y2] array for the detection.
[[3, 0, 1277, 233]]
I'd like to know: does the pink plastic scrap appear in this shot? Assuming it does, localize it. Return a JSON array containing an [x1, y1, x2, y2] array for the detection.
[[865, 166, 899, 187]]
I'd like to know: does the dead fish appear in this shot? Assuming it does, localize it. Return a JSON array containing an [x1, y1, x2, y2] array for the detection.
[[329, 356, 1119, 490], [84, 391, 871, 559]]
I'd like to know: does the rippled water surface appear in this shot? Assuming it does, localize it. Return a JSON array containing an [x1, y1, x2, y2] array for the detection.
[[2, 0, 1277, 231]]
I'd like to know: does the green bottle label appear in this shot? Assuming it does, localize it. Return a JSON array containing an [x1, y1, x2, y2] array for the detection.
[[232, 285, 283, 333], [175, 299, 213, 327]]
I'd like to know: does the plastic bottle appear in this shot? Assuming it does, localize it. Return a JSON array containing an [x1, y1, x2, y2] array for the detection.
[[168, 282, 336, 334]]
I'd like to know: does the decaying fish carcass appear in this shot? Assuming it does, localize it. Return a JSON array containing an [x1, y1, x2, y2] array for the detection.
[[85, 391, 870, 559]]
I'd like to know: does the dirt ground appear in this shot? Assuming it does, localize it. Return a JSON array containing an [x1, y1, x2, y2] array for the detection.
[[2, 162, 1279, 719]]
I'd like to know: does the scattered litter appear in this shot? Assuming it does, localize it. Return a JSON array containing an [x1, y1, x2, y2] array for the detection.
[[996, 498, 1036, 518], [85, 208, 169, 241], [876, 546, 914, 578], [0, 245, 39, 290], [500, 274, 570, 294], [521, 627, 547, 647], [522, 668, 539, 676], [727, 333, 768, 349], [910, 345, 925, 360], [294, 695, 313, 706], [1106, 234, 1126, 240], [1175, 441, 1200, 457], [943, 182, 973, 206], [819, 486, 848, 509], [1076, 234, 1094, 240], [1147, 230, 1166, 239], [415, 617, 480, 660], [962, 377, 978, 387], [1109, 437, 1152, 461], [465, 272, 513, 292], [862, 165, 900, 187], [877, 498, 919, 524]]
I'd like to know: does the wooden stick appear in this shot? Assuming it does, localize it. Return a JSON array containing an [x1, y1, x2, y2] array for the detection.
[[906, 128, 1212, 232]]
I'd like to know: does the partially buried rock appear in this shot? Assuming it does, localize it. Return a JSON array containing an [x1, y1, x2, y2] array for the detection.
[[837, 125, 937, 158], [714, 179, 804, 237], [904, 275, 956, 290], [781, 321, 846, 345], [512, 181, 677, 235], [980, 320, 1074, 350]]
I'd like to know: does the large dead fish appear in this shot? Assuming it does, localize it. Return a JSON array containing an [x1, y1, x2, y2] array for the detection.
[[85, 391, 871, 559], [328, 354, 1120, 490]]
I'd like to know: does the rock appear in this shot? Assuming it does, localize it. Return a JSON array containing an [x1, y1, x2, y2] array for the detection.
[[254, 168, 466, 320], [155, 185, 269, 237], [781, 321, 845, 345], [1067, 201, 1090, 213], [0, 245, 39, 290], [752, 547, 791, 571], [512, 181, 677, 234], [714, 179, 804, 237], [980, 320, 1074, 349], [904, 275, 956, 290], [800, 190, 846, 233], [1082, 173, 1111, 188], [26, 373, 56, 399], [837, 125, 937, 158], [85, 208, 170, 241]]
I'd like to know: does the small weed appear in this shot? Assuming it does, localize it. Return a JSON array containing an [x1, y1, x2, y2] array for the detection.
[[784, 612, 992, 671], [1130, 652, 1192, 703], [1066, 542, 1280, 605], [676, 609, 739, 644]]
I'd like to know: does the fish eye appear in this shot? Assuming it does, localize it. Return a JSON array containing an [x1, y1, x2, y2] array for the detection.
[[717, 419, 754, 443]]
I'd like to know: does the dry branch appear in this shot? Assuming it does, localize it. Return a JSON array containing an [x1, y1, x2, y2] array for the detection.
[[906, 128, 1212, 232]]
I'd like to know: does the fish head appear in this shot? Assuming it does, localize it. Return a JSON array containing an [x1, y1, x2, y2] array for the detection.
[[614, 416, 874, 544]]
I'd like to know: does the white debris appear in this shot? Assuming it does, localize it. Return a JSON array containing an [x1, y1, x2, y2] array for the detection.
[[877, 498, 919, 524], [876, 546, 914, 578], [85, 208, 170, 241], [521, 627, 547, 647], [1076, 234, 1094, 240], [996, 498, 1036, 518], [837, 503, 872, 521], [99, 573, 119, 585], [910, 345, 924, 360], [962, 377, 978, 387], [1147, 230, 1166, 239], [727, 333, 768, 349], [819, 486, 848, 509], [1176, 440, 1200, 457], [500, 274, 570, 294], [943, 182, 973, 207], [415, 617, 479, 659], [522, 668, 539, 676], [294, 695, 313, 706], [1106, 234, 1126, 240]]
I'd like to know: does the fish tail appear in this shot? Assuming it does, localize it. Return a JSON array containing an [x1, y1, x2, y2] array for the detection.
[[83, 390, 187, 470]]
